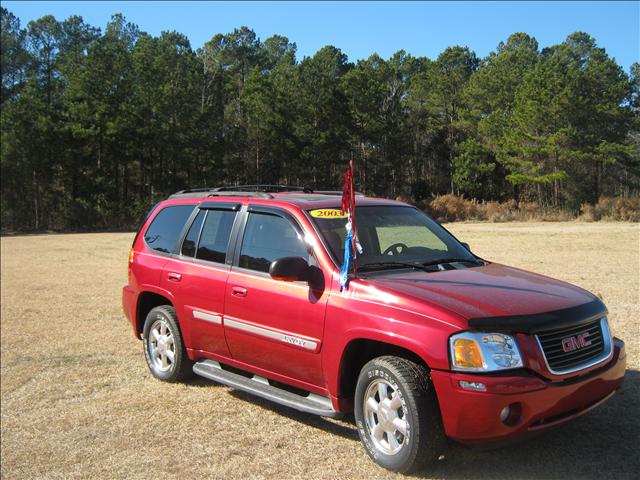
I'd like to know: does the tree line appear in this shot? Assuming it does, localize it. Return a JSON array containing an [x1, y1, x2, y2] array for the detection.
[[1, 9, 638, 231]]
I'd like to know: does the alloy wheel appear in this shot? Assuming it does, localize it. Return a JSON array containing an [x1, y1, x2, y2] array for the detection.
[[363, 379, 409, 455], [148, 318, 175, 372]]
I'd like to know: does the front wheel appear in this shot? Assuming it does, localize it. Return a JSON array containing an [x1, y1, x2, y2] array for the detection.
[[142, 305, 193, 382], [354, 356, 445, 473]]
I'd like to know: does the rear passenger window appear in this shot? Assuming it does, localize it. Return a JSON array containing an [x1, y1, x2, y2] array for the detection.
[[195, 210, 237, 264], [144, 205, 195, 254], [181, 210, 205, 257], [239, 213, 308, 273]]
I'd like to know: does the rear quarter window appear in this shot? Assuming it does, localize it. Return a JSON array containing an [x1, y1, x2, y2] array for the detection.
[[144, 205, 195, 254]]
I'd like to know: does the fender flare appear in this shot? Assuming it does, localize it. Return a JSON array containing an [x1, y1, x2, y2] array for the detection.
[[325, 327, 448, 398], [136, 284, 178, 332]]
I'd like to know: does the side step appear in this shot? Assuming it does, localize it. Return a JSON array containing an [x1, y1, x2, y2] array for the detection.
[[193, 360, 339, 418]]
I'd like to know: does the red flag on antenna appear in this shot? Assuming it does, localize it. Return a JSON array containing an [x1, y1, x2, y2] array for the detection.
[[341, 159, 355, 216], [339, 160, 358, 284]]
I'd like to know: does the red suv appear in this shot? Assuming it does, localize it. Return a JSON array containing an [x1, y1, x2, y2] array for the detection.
[[122, 186, 626, 473]]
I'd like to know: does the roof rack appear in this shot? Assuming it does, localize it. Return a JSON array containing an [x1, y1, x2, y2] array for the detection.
[[215, 185, 313, 193], [314, 190, 365, 196], [168, 184, 314, 199]]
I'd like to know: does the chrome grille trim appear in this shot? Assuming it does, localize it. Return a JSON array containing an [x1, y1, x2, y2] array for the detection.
[[535, 318, 613, 375]]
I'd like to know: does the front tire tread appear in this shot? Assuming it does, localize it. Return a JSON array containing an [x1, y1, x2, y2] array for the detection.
[[354, 355, 445, 473]]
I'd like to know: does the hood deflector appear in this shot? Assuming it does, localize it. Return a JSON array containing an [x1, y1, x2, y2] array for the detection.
[[467, 298, 607, 334]]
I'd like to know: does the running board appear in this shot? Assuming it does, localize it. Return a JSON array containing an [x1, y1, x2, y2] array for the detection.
[[193, 360, 339, 418]]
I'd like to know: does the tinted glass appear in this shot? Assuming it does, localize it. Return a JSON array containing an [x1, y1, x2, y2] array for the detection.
[[310, 206, 475, 267], [196, 210, 237, 264], [181, 210, 205, 257], [239, 213, 308, 272], [144, 205, 195, 253], [132, 202, 159, 247]]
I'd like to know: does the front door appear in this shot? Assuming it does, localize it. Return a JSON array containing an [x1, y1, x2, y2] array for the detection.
[[223, 207, 328, 388]]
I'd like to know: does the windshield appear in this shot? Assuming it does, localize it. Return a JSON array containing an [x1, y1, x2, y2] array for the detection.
[[309, 206, 477, 270]]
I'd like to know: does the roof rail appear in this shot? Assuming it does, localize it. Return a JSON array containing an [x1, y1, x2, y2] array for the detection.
[[168, 184, 314, 199], [213, 185, 313, 193], [314, 190, 365, 196]]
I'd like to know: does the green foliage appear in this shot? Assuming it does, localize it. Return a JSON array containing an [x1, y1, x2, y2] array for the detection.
[[1, 8, 30, 103], [0, 10, 638, 231], [452, 139, 502, 199], [500, 33, 634, 207]]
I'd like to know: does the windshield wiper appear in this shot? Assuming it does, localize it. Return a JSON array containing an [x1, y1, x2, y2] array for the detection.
[[420, 257, 483, 267], [359, 258, 483, 273], [358, 261, 434, 272]]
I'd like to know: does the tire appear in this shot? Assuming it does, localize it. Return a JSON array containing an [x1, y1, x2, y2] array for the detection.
[[354, 356, 445, 473], [142, 305, 193, 382]]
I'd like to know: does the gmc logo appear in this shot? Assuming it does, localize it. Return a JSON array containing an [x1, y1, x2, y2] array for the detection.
[[561, 332, 592, 352]]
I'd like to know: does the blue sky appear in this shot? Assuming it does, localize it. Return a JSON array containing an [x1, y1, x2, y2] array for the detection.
[[4, 1, 639, 71]]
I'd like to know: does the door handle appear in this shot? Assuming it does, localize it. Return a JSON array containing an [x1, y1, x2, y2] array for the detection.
[[231, 286, 247, 297], [167, 272, 182, 282]]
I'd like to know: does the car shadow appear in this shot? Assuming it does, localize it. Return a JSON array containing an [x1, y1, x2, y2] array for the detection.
[[196, 368, 638, 479], [228, 390, 360, 441], [185, 376, 227, 388]]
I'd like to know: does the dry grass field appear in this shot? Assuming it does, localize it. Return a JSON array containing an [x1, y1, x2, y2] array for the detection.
[[1, 223, 639, 479]]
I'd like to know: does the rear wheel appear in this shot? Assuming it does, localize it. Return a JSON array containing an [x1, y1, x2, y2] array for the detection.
[[142, 305, 193, 382], [354, 356, 445, 473]]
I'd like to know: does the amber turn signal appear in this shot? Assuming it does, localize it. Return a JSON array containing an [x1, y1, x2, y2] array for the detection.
[[453, 338, 484, 369], [128, 248, 135, 264]]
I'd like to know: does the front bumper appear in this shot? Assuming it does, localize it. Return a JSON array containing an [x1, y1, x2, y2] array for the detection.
[[431, 338, 626, 443]]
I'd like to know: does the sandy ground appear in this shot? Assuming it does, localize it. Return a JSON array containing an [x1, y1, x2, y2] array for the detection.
[[1, 222, 638, 479]]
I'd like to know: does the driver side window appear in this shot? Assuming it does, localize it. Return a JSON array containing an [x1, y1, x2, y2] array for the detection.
[[239, 212, 309, 273], [376, 226, 448, 255]]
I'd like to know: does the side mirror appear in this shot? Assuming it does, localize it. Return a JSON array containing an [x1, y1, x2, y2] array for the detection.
[[461, 242, 471, 251], [269, 256, 311, 282]]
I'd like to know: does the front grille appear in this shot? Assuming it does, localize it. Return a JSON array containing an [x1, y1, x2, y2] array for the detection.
[[536, 319, 609, 374]]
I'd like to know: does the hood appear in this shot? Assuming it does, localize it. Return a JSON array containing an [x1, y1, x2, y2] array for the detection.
[[360, 262, 601, 331]]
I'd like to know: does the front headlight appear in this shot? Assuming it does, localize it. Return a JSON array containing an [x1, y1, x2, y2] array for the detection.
[[449, 332, 523, 372]]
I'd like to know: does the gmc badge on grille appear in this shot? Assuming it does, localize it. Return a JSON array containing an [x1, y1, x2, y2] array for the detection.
[[561, 332, 592, 352]]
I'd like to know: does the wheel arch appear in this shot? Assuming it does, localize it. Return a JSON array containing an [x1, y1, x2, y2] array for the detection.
[[337, 337, 432, 407], [136, 290, 175, 337]]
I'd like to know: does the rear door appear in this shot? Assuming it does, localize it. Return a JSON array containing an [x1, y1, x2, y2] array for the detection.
[[223, 206, 329, 388], [160, 202, 241, 355]]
